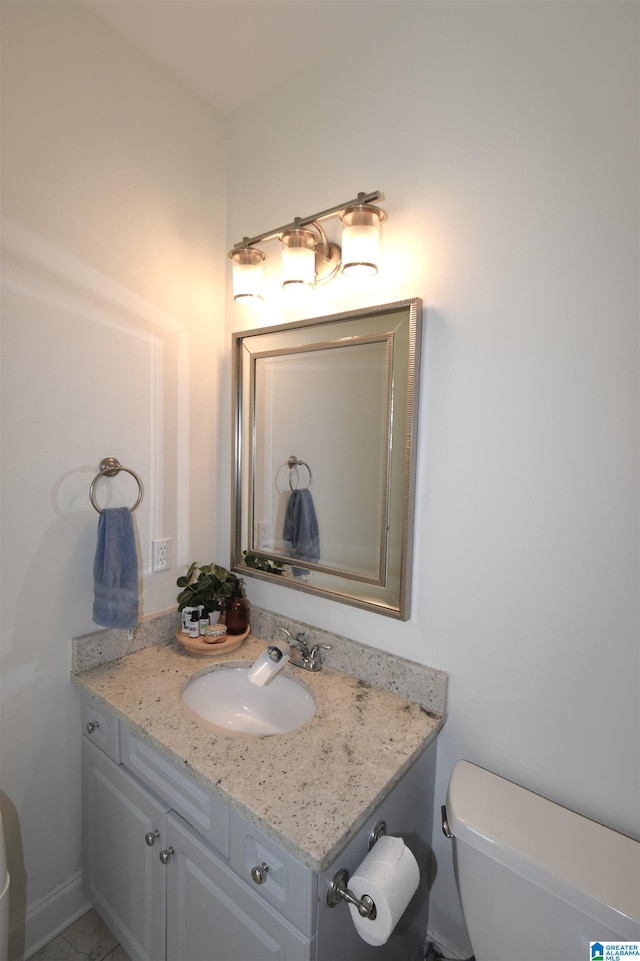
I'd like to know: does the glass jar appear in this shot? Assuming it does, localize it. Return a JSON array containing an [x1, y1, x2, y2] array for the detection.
[[225, 581, 249, 635]]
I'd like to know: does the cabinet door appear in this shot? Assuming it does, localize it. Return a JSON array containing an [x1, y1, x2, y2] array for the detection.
[[82, 739, 167, 961], [166, 813, 314, 961]]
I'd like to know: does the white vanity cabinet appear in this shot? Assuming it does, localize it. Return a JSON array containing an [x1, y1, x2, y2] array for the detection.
[[82, 738, 168, 960], [81, 692, 437, 961], [82, 721, 314, 961], [165, 811, 312, 961]]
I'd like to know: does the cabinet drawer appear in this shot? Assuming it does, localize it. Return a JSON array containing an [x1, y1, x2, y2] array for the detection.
[[80, 692, 120, 763], [120, 726, 229, 856], [229, 809, 316, 937]]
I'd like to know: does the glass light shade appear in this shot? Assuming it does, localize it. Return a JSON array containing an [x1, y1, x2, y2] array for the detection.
[[340, 204, 385, 277], [279, 228, 316, 290], [229, 247, 265, 303]]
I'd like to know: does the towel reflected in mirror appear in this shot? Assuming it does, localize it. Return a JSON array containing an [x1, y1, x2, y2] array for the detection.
[[283, 489, 320, 575]]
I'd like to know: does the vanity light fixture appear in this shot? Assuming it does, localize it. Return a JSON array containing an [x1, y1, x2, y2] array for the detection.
[[340, 201, 386, 277], [279, 224, 317, 291], [228, 190, 385, 303], [229, 246, 266, 303]]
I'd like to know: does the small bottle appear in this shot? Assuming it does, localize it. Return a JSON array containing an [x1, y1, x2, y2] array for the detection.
[[188, 610, 200, 639], [181, 607, 197, 633], [225, 579, 249, 635], [199, 609, 209, 635]]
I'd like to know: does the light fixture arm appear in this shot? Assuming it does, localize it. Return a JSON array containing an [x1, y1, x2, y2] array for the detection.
[[231, 190, 381, 251]]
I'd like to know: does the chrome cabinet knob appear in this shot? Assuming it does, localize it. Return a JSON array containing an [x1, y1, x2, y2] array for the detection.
[[250, 862, 269, 885], [85, 721, 100, 734], [145, 830, 160, 847], [159, 847, 174, 864]]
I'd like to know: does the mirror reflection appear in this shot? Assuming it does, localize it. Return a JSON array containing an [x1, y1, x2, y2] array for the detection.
[[232, 298, 423, 619]]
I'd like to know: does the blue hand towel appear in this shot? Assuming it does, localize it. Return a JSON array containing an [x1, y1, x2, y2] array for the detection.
[[283, 489, 320, 568], [93, 506, 139, 630]]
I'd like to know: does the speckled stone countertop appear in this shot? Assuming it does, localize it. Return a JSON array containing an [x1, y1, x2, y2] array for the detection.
[[72, 632, 444, 872]]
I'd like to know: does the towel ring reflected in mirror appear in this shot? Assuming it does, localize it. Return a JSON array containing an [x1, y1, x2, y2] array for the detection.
[[287, 455, 312, 491], [89, 457, 144, 514], [231, 298, 424, 621], [274, 456, 313, 494]]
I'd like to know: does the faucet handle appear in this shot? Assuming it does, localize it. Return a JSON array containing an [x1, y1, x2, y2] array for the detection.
[[306, 642, 331, 671]]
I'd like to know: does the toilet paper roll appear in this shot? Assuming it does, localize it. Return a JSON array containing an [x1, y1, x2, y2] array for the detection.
[[347, 835, 420, 946]]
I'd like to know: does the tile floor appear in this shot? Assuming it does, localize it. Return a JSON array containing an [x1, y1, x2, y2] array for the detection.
[[30, 909, 129, 961], [31, 908, 439, 961]]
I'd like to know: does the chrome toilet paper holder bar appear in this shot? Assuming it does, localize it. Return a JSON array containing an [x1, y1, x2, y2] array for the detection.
[[326, 869, 377, 919], [325, 820, 386, 920]]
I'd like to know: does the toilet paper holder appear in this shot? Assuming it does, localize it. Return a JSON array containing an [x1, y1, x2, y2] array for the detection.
[[326, 868, 377, 919], [325, 819, 386, 919]]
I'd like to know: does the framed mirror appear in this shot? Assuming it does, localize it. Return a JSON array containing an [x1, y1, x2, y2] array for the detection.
[[231, 298, 423, 619]]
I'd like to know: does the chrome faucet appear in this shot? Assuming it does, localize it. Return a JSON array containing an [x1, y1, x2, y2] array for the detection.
[[278, 628, 331, 672]]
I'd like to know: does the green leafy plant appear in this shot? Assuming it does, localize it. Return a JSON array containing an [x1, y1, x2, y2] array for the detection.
[[242, 551, 287, 575], [176, 562, 238, 613]]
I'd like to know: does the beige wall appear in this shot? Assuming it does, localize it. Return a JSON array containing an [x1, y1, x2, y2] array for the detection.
[[1, 3, 226, 954]]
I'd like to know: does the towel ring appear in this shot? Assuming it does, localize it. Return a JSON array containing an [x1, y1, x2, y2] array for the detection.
[[90, 457, 144, 514], [287, 455, 312, 492]]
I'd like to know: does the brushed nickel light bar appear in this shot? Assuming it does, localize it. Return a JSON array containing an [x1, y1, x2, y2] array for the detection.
[[228, 190, 386, 303]]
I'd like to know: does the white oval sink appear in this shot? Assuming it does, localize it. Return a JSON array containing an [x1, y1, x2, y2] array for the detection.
[[181, 668, 316, 736]]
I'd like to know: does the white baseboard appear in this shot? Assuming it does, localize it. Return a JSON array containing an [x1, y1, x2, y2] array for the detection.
[[426, 929, 471, 960], [11, 870, 90, 960]]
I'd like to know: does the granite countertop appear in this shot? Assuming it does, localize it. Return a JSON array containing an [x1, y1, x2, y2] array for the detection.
[[72, 633, 444, 872]]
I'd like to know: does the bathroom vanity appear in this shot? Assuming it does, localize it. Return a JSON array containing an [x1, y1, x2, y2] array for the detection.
[[73, 626, 445, 961]]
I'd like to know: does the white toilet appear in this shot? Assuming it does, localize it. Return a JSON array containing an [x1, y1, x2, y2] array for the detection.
[[0, 810, 9, 961], [444, 760, 640, 961]]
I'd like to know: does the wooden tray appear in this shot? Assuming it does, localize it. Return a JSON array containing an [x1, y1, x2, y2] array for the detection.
[[175, 625, 250, 657]]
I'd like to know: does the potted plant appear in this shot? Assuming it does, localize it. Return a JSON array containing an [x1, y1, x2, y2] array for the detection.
[[242, 551, 288, 576], [176, 562, 238, 621]]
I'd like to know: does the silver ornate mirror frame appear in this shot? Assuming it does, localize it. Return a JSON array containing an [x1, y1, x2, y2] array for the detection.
[[231, 298, 423, 619]]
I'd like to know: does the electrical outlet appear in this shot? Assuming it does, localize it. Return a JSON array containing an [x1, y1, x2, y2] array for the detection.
[[152, 538, 171, 572], [257, 521, 270, 549]]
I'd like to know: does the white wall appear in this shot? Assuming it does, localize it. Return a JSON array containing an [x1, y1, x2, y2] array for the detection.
[[1, 2, 637, 957], [254, 344, 385, 571], [224, 2, 639, 954], [0, 3, 226, 955]]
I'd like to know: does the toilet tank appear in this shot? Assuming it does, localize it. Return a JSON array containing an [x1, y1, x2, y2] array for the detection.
[[446, 761, 640, 961]]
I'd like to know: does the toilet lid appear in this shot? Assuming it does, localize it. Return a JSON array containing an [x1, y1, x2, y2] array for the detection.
[[447, 760, 640, 937]]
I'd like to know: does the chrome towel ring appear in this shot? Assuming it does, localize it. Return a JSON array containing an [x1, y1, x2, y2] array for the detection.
[[287, 455, 312, 491], [90, 457, 144, 514]]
